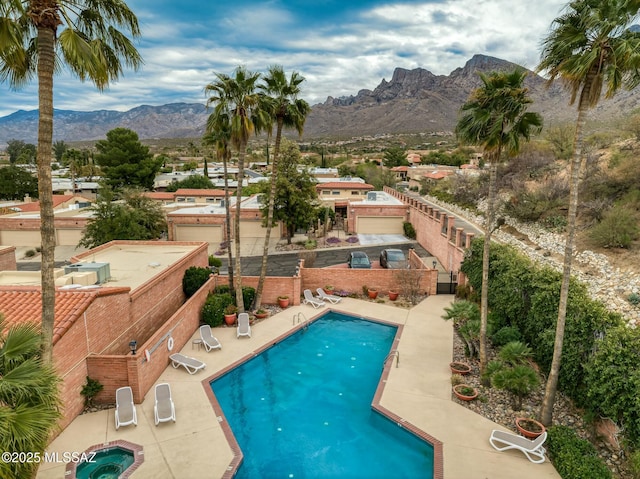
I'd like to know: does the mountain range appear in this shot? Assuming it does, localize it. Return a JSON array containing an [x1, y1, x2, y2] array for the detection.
[[2, 54, 640, 145]]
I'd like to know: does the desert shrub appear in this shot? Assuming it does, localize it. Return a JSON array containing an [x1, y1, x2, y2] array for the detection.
[[589, 205, 639, 248], [182, 266, 211, 298], [80, 377, 103, 407], [403, 221, 416, 239], [628, 293, 640, 306], [24, 249, 36, 258], [208, 255, 222, 268], [546, 425, 611, 479], [214, 284, 230, 295], [201, 292, 233, 327], [491, 326, 522, 347], [242, 286, 256, 310]]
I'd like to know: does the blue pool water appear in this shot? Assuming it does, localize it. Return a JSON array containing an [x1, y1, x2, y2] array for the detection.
[[211, 311, 434, 478], [75, 446, 134, 479]]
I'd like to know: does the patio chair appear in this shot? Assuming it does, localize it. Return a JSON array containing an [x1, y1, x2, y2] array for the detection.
[[489, 429, 547, 464], [316, 288, 342, 304], [169, 353, 206, 374], [303, 289, 325, 309], [154, 383, 176, 426], [237, 312, 251, 338], [199, 325, 222, 352], [115, 386, 137, 430]]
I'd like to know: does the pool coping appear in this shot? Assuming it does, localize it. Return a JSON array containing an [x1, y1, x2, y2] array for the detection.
[[64, 439, 144, 478], [202, 309, 444, 479]]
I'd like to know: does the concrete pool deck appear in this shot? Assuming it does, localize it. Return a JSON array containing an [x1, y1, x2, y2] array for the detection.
[[37, 295, 559, 479]]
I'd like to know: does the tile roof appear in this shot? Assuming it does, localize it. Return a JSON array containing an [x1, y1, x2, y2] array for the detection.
[[0, 287, 126, 345], [174, 189, 226, 196], [316, 182, 374, 190], [144, 192, 175, 200], [14, 194, 74, 213]]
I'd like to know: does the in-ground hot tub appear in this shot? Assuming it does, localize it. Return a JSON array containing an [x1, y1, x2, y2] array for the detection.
[[65, 440, 143, 479]]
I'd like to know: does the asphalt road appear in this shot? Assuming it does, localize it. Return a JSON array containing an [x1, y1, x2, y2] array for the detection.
[[16, 242, 430, 277], [219, 241, 429, 277]]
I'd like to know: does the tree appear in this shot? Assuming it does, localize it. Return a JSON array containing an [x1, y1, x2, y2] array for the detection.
[[204, 66, 266, 313], [79, 188, 166, 248], [254, 65, 310, 310], [258, 139, 319, 244], [383, 146, 408, 167], [0, 165, 39, 200], [53, 140, 68, 163], [94, 128, 160, 190], [165, 174, 214, 192], [6, 139, 26, 164], [16, 143, 36, 164], [203, 117, 235, 291], [537, 0, 640, 426], [0, 316, 61, 479], [0, 0, 142, 363], [455, 69, 542, 383]]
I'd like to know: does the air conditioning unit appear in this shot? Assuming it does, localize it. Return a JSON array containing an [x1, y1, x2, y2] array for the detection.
[[366, 192, 377, 201], [64, 262, 111, 284]]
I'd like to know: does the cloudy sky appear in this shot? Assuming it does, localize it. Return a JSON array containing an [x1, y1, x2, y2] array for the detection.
[[0, 0, 568, 117]]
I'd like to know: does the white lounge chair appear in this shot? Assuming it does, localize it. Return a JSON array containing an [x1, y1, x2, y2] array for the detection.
[[237, 312, 251, 338], [115, 386, 137, 430], [170, 353, 206, 374], [199, 325, 222, 351], [316, 288, 342, 304], [154, 383, 176, 426], [489, 429, 547, 464], [303, 289, 325, 309]]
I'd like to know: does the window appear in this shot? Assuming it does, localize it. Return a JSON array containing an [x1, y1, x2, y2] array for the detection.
[[186, 197, 196, 203], [351, 191, 359, 195], [176, 197, 185, 202], [332, 191, 340, 195]]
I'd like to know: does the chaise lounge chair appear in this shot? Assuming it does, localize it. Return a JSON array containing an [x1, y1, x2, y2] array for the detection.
[[316, 288, 342, 304], [237, 312, 251, 338], [489, 429, 547, 464], [303, 289, 325, 309], [199, 325, 222, 351], [169, 353, 206, 374], [154, 383, 176, 426], [115, 386, 137, 430]]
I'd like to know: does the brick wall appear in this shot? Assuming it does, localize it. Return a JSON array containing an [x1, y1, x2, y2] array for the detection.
[[0, 246, 16, 271]]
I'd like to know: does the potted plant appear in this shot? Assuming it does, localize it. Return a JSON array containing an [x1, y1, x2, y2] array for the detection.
[[388, 290, 399, 301], [452, 384, 478, 401], [254, 308, 269, 319], [450, 361, 471, 375], [515, 417, 546, 439], [278, 296, 290, 308], [223, 304, 238, 326], [324, 285, 335, 295], [367, 287, 379, 300]]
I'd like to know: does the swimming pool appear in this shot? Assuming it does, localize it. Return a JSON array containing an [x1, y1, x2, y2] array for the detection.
[[210, 311, 434, 478]]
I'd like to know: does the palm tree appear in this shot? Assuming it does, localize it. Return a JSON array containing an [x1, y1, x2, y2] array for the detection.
[[204, 66, 265, 312], [536, 0, 640, 425], [253, 66, 311, 310], [203, 115, 235, 290], [456, 69, 542, 382], [0, 0, 142, 363], [0, 316, 61, 479]]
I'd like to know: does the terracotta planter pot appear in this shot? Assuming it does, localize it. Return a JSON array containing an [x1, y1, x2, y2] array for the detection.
[[388, 291, 399, 301], [254, 311, 269, 319], [224, 313, 237, 326], [324, 288, 335, 295], [278, 298, 290, 308], [450, 361, 471, 375], [452, 384, 478, 401], [368, 290, 378, 299], [515, 417, 545, 439]]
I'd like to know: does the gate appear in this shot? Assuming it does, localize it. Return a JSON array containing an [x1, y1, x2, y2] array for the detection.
[[437, 271, 458, 295]]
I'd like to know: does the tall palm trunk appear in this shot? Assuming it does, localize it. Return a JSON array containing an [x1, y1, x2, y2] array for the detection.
[[222, 152, 234, 290], [36, 26, 56, 364], [234, 144, 246, 312], [540, 78, 592, 426], [253, 116, 284, 310], [479, 155, 498, 383]]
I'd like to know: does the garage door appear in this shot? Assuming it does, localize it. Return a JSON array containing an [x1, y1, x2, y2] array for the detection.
[[0, 230, 41, 247], [240, 220, 267, 238], [175, 225, 223, 243], [56, 228, 84, 246], [356, 216, 404, 234]]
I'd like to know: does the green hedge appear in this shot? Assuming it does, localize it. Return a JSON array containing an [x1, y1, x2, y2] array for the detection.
[[201, 293, 233, 327], [182, 266, 211, 298], [546, 426, 611, 479], [460, 239, 634, 441]]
